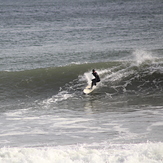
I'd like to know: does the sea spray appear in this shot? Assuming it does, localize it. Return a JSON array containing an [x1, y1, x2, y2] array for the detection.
[[133, 49, 156, 66]]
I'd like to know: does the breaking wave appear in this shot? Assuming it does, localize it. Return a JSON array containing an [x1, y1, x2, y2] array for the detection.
[[0, 142, 163, 163], [1, 50, 163, 104]]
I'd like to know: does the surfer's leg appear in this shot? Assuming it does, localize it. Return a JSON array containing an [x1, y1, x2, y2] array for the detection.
[[91, 79, 96, 89]]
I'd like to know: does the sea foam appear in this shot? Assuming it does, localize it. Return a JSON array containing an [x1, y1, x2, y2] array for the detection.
[[0, 142, 162, 163]]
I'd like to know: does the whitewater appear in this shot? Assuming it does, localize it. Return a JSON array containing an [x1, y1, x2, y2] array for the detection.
[[0, 0, 163, 162]]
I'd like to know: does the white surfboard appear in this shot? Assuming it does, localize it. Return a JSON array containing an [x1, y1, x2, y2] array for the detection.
[[83, 85, 96, 94]]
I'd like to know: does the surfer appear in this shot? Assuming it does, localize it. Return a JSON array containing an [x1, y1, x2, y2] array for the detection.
[[91, 69, 100, 89]]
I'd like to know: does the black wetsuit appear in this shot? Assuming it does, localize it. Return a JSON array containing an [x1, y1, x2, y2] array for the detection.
[[91, 71, 100, 88]]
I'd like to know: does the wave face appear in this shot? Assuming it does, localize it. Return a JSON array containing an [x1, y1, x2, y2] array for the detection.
[[1, 52, 163, 106], [0, 66, 81, 101]]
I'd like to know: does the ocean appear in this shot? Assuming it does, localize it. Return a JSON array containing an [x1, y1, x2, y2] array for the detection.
[[0, 0, 163, 162]]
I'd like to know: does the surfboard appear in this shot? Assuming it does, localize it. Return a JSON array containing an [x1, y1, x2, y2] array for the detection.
[[83, 85, 96, 94]]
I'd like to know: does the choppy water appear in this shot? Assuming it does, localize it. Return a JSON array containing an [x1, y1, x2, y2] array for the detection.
[[0, 0, 163, 162]]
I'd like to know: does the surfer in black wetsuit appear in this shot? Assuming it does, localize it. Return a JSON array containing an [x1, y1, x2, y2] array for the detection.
[[91, 69, 100, 89]]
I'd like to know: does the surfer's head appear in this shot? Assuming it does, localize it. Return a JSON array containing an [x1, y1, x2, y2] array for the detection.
[[92, 69, 95, 72]]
